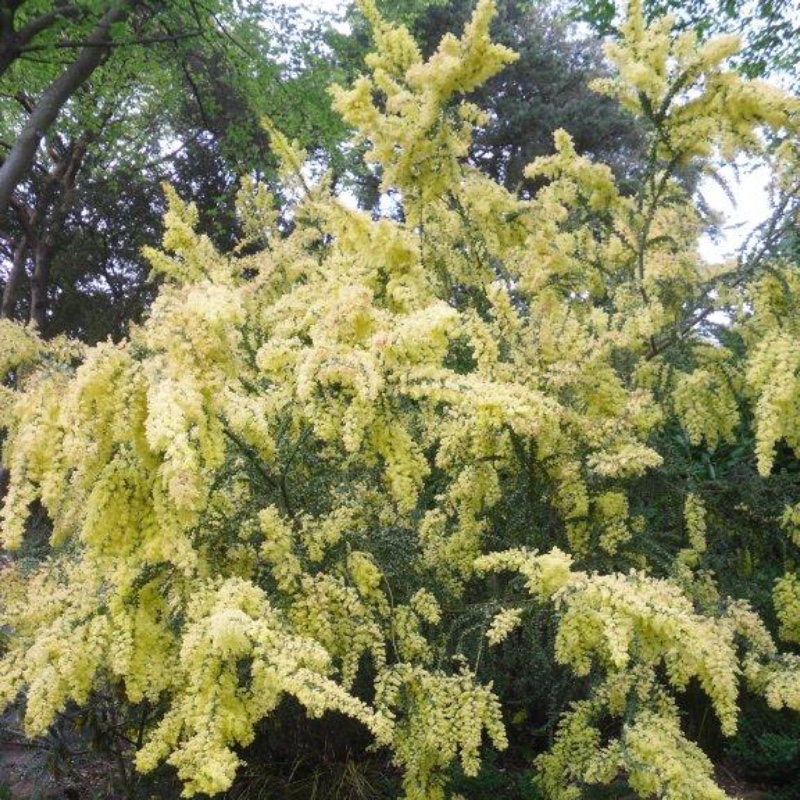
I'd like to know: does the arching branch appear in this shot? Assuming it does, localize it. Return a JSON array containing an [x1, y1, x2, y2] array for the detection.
[[0, 0, 140, 214]]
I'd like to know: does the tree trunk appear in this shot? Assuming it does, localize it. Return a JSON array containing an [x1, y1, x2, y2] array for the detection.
[[0, 0, 137, 212], [26, 134, 91, 332], [0, 236, 28, 319], [30, 237, 51, 332]]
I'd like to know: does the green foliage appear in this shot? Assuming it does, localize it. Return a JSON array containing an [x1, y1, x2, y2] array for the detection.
[[0, 1, 347, 341], [728, 697, 800, 785]]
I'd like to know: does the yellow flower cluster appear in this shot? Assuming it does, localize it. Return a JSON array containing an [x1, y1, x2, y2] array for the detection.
[[677, 492, 708, 569], [478, 548, 741, 731], [134, 578, 392, 796], [598, 0, 797, 162], [375, 665, 507, 800], [746, 330, 800, 475], [331, 0, 517, 205], [774, 573, 800, 644], [0, 319, 41, 380], [782, 503, 800, 546], [477, 545, 800, 797], [0, 0, 798, 797], [674, 364, 740, 450], [536, 674, 731, 799], [486, 608, 523, 646]]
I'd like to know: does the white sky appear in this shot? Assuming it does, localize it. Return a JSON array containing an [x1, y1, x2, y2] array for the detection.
[[280, 0, 347, 18], [698, 161, 772, 263]]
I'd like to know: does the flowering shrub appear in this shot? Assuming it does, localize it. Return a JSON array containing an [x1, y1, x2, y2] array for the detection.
[[1, 1, 799, 797]]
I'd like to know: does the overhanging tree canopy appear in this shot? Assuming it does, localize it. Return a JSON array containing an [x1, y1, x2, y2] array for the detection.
[[0, 0, 346, 340]]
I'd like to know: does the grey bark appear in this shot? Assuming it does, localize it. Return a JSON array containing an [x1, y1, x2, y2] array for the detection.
[[27, 137, 88, 331], [30, 237, 51, 331], [0, 5, 82, 80], [0, 235, 28, 319], [2, 131, 88, 326]]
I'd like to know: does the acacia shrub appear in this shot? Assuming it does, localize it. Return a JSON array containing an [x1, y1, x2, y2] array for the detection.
[[1, 1, 800, 798]]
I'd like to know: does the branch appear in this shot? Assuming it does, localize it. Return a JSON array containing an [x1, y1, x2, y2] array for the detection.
[[0, 0, 140, 213], [645, 183, 800, 360], [180, 56, 215, 133], [13, 92, 34, 112], [140, 130, 203, 170], [0, 4, 82, 80], [0, 234, 28, 319], [20, 30, 202, 53], [9, 196, 32, 238], [16, 6, 83, 48]]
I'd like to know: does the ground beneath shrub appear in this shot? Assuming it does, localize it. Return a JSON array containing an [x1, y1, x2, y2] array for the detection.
[[715, 762, 773, 799], [0, 711, 782, 800], [0, 710, 114, 800]]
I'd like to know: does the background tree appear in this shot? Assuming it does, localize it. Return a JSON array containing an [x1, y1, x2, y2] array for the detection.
[[0, 0, 139, 212], [0, 1, 346, 340]]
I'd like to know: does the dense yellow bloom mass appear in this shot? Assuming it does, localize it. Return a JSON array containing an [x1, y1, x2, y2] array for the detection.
[[1, 1, 799, 798]]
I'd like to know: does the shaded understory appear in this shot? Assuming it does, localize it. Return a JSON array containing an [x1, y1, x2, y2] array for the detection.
[[1, 701, 797, 800]]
